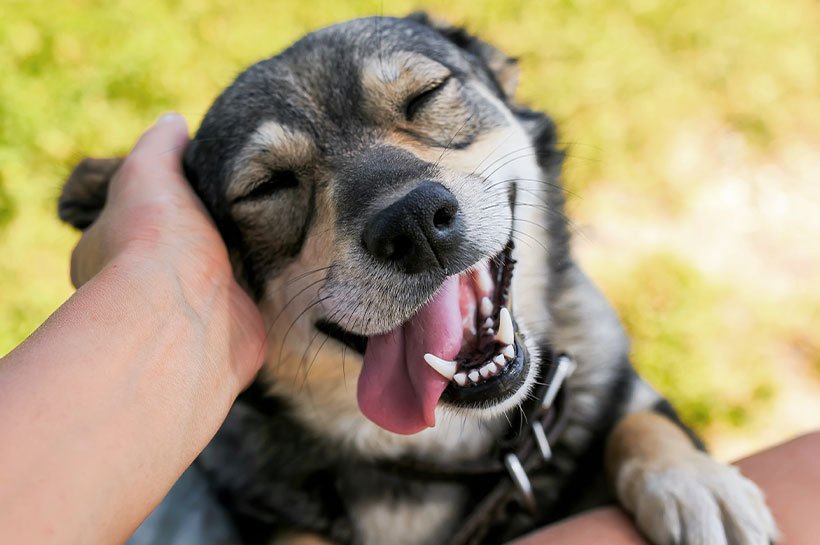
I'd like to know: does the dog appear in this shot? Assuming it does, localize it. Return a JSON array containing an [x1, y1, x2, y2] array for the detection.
[[58, 13, 778, 545]]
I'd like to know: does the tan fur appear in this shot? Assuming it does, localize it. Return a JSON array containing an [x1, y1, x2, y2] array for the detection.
[[605, 411, 695, 481], [606, 411, 779, 545], [226, 122, 317, 202], [359, 52, 451, 122]]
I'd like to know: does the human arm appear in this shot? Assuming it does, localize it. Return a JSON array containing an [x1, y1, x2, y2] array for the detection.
[[510, 432, 820, 545], [0, 114, 266, 545]]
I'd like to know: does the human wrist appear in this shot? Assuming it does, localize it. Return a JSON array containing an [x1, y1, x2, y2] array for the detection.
[[104, 249, 245, 401], [0, 244, 241, 545]]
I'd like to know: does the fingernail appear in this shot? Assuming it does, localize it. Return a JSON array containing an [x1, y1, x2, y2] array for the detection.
[[157, 112, 181, 124]]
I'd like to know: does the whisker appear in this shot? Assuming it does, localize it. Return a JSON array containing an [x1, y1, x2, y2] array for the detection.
[[283, 265, 333, 289], [300, 333, 332, 391], [435, 112, 476, 169], [482, 177, 579, 199], [510, 228, 550, 254], [269, 275, 328, 329], [470, 127, 518, 176], [472, 144, 537, 178], [480, 151, 546, 183], [276, 295, 332, 371], [295, 327, 325, 391]]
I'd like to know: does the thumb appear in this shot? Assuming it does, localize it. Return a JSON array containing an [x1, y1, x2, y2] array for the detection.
[[108, 113, 190, 201], [131, 113, 189, 165]]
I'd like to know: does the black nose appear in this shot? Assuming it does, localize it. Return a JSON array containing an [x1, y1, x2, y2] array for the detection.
[[362, 181, 463, 274]]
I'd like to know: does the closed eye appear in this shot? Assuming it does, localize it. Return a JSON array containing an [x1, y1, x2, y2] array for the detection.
[[404, 76, 451, 121], [234, 170, 299, 203]]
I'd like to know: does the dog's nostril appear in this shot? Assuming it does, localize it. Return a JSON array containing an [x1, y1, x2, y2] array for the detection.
[[433, 204, 456, 230], [388, 234, 413, 261], [362, 181, 464, 274]]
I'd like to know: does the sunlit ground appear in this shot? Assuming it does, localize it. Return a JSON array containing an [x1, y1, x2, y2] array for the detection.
[[2, 0, 819, 460]]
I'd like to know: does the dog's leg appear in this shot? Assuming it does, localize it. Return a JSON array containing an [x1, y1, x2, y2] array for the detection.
[[58, 157, 123, 229], [605, 400, 778, 545]]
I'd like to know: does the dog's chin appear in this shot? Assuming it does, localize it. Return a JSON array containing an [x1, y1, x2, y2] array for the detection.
[[317, 239, 537, 422]]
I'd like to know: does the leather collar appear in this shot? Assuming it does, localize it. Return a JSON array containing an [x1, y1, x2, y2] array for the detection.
[[370, 349, 575, 545], [235, 349, 575, 545]]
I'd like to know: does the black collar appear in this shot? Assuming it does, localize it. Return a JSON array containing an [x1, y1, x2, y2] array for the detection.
[[369, 349, 575, 545], [234, 348, 575, 545]]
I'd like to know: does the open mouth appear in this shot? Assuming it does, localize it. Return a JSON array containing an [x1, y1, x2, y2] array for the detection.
[[316, 241, 529, 434], [436, 242, 529, 404]]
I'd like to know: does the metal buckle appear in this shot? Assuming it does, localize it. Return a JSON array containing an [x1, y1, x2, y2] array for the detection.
[[503, 452, 536, 513], [541, 354, 576, 410], [531, 420, 552, 461]]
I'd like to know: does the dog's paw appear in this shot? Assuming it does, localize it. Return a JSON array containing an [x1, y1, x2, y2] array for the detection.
[[615, 451, 779, 545]]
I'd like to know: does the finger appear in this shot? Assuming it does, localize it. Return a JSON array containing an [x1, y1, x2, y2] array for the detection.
[[108, 114, 190, 201], [130, 113, 189, 171]]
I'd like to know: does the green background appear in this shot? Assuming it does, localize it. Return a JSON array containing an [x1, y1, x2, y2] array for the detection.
[[3, 0, 819, 457]]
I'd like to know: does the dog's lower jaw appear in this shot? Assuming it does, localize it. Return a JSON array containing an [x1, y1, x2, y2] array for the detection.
[[439, 326, 542, 421], [260, 324, 544, 462], [262, 353, 508, 461]]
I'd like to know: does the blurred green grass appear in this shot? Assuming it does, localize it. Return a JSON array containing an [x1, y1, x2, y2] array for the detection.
[[2, 0, 819, 439]]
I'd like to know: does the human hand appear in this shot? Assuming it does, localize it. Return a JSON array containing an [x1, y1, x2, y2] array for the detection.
[[69, 113, 266, 391]]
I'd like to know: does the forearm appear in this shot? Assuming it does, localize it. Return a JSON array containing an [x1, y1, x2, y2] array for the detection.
[[510, 432, 820, 545], [0, 255, 240, 545]]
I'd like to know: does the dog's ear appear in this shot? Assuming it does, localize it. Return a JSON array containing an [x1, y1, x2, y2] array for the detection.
[[406, 11, 519, 99], [58, 157, 123, 230]]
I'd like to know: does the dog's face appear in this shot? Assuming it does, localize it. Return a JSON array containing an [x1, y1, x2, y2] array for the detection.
[[185, 15, 558, 436]]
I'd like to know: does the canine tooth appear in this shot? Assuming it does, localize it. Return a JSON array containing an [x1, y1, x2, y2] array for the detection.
[[493, 354, 505, 366], [424, 353, 457, 380], [468, 370, 480, 383], [453, 372, 468, 386], [501, 344, 515, 360], [480, 363, 495, 378], [475, 264, 494, 295], [496, 307, 514, 345], [480, 297, 494, 318]]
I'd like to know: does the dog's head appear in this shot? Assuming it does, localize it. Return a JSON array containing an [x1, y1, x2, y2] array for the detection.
[[61, 14, 565, 437]]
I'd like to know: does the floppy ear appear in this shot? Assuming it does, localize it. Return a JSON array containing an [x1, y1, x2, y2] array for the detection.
[[406, 11, 520, 99], [58, 157, 123, 229]]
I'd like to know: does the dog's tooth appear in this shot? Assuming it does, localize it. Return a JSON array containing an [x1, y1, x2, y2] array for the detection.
[[453, 372, 468, 387], [493, 354, 505, 366], [480, 297, 494, 318], [486, 328, 495, 336], [501, 344, 515, 360], [482, 317, 493, 330], [468, 370, 480, 383], [424, 353, 457, 380], [480, 363, 495, 378], [475, 264, 494, 295], [496, 308, 514, 345]]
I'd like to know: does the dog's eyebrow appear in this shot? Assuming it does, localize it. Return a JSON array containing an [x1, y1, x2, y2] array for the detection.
[[360, 52, 451, 109], [246, 121, 314, 157], [225, 121, 314, 201]]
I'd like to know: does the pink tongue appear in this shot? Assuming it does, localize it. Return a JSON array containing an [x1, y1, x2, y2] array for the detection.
[[357, 276, 463, 434]]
